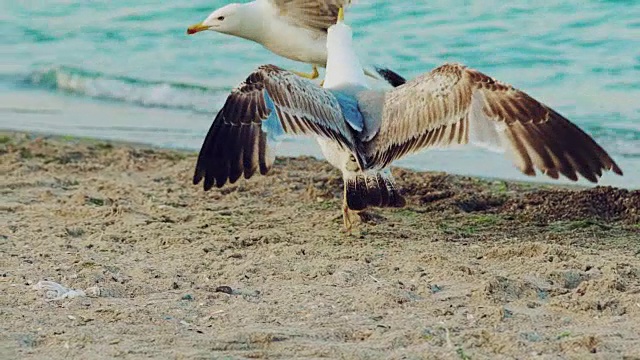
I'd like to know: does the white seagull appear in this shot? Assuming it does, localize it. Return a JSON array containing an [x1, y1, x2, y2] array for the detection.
[[193, 8, 623, 230], [186, 0, 405, 87]]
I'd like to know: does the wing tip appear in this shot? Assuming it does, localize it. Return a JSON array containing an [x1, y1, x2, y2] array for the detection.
[[520, 164, 536, 177], [565, 171, 579, 182], [611, 162, 624, 176], [545, 169, 560, 180], [193, 171, 203, 186], [532, 160, 623, 184], [203, 177, 214, 192], [506, 110, 625, 185], [582, 173, 599, 184], [372, 66, 407, 87], [215, 180, 227, 189]]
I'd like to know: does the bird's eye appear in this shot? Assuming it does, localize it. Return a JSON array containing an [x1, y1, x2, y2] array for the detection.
[[217, 16, 225, 21]]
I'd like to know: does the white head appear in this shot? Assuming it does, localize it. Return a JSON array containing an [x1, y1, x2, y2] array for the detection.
[[187, 3, 259, 39], [323, 8, 368, 89]]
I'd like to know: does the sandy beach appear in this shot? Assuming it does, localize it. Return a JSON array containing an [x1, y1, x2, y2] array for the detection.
[[1, 130, 639, 359]]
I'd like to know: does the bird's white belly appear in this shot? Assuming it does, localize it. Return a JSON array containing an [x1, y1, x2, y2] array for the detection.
[[262, 22, 328, 65], [316, 137, 356, 173]]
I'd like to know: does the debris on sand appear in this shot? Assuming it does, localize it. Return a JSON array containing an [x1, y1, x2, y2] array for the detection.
[[214, 285, 260, 298], [32, 280, 92, 301], [215, 286, 234, 295]]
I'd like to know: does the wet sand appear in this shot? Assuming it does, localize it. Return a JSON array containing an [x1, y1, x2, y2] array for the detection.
[[1, 131, 639, 359]]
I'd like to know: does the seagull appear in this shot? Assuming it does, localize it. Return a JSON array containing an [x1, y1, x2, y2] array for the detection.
[[186, 0, 406, 87], [193, 8, 623, 231]]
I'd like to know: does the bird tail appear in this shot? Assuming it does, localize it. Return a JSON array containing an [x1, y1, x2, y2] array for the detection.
[[344, 170, 406, 211], [363, 65, 406, 87]]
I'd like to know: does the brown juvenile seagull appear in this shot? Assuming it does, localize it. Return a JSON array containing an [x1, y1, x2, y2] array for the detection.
[[192, 10, 623, 231], [186, 0, 406, 87]]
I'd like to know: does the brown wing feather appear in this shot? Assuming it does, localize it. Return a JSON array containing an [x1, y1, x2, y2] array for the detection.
[[365, 64, 473, 167], [270, 0, 352, 32], [193, 64, 360, 190], [365, 63, 623, 182]]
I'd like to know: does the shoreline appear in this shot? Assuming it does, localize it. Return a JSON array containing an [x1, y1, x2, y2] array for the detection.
[[1, 129, 624, 191], [2, 130, 639, 358]]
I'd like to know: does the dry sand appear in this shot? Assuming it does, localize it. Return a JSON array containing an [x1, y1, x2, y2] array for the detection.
[[1, 131, 639, 359]]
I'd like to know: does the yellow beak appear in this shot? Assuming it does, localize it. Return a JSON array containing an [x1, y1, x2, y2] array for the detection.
[[337, 7, 344, 23], [187, 23, 210, 35]]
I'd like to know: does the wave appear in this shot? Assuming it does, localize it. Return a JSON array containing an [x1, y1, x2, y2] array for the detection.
[[22, 65, 230, 114], [12, 66, 640, 160]]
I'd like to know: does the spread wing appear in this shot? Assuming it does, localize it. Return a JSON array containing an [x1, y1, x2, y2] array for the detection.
[[365, 63, 623, 182], [268, 0, 353, 32], [194, 64, 361, 190]]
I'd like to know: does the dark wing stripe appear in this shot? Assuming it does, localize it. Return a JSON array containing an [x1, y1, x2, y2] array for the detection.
[[448, 121, 458, 143], [243, 125, 258, 179], [522, 125, 559, 179], [258, 131, 269, 175], [504, 126, 535, 176], [228, 126, 247, 184], [286, 112, 303, 134], [458, 117, 467, 144], [435, 124, 446, 145], [275, 108, 290, 133]]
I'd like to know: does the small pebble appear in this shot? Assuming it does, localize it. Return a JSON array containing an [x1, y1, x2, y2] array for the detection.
[[215, 286, 233, 295]]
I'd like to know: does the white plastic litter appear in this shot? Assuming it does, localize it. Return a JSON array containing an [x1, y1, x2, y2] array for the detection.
[[85, 285, 101, 297], [32, 281, 86, 301]]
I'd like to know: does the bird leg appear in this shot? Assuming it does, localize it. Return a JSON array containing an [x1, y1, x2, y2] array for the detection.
[[341, 182, 353, 232], [342, 201, 354, 233], [290, 65, 319, 80]]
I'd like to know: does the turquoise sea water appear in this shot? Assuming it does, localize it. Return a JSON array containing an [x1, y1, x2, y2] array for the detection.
[[1, 1, 639, 188]]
